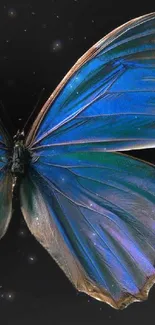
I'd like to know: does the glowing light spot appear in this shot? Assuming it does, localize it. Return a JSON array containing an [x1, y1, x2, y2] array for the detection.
[[5, 292, 15, 301], [50, 40, 62, 52], [18, 228, 27, 238], [8, 8, 17, 18], [35, 217, 40, 225], [27, 254, 37, 264]]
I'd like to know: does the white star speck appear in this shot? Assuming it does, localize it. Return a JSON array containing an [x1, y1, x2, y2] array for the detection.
[[27, 255, 37, 264], [8, 8, 17, 18], [50, 40, 62, 52]]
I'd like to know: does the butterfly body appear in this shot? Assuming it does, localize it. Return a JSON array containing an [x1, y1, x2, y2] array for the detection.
[[10, 131, 30, 176]]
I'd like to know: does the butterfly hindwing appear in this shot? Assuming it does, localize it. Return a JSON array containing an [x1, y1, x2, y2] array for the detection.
[[20, 151, 155, 309], [0, 121, 12, 239], [0, 171, 13, 239]]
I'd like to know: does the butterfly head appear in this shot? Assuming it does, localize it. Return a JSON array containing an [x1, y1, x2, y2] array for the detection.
[[13, 129, 25, 142]]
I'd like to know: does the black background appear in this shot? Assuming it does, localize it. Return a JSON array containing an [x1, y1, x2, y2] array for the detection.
[[0, 1, 155, 324]]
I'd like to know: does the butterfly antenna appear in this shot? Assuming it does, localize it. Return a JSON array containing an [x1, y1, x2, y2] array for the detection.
[[23, 87, 45, 131]]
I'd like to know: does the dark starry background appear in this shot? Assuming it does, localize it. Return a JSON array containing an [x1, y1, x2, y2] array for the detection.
[[0, 0, 155, 324]]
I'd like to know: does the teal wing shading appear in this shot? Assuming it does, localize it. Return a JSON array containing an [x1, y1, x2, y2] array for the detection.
[[20, 151, 155, 309], [0, 121, 12, 239], [26, 12, 155, 152]]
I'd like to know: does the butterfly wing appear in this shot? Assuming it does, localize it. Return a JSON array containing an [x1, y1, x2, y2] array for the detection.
[[20, 151, 155, 309], [22, 12, 155, 308], [26, 12, 155, 152], [0, 171, 13, 238], [0, 122, 12, 239]]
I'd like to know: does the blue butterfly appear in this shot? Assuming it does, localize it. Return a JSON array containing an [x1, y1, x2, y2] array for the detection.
[[1, 12, 155, 309]]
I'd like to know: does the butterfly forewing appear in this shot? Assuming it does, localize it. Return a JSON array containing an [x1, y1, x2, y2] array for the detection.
[[26, 12, 155, 152]]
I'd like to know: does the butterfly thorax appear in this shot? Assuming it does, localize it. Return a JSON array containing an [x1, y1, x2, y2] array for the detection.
[[11, 131, 30, 176]]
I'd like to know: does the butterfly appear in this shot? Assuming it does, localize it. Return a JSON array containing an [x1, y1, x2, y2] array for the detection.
[[1, 12, 155, 310]]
